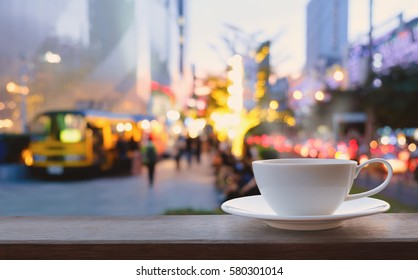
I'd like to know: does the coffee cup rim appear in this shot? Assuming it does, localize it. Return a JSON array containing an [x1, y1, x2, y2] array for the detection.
[[252, 158, 357, 166]]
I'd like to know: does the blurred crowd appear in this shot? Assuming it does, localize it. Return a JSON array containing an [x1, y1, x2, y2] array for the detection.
[[209, 140, 265, 203], [116, 126, 418, 202]]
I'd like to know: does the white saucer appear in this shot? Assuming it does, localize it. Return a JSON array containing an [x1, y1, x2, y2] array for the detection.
[[221, 195, 390, 231]]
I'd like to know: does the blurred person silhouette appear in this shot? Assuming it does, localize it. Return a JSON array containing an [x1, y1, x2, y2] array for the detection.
[[185, 134, 193, 167], [142, 135, 158, 187], [173, 135, 185, 171], [0, 137, 7, 163], [195, 135, 202, 164], [128, 136, 141, 175], [221, 141, 273, 201], [213, 142, 237, 193], [115, 134, 129, 174], [223, 158, 259, 202]]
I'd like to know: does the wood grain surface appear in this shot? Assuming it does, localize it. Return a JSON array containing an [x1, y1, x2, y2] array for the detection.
[[0, 214, 417, 259]]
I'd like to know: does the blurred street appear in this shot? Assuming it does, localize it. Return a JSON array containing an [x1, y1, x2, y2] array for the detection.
[[356, 171, 418, 211], [0, 155, 220, 216], [2, 150, 418, 216], [1, 1, 418, 216]]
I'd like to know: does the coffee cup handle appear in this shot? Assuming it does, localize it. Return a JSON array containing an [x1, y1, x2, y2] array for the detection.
[[345, 158, 393, 201]]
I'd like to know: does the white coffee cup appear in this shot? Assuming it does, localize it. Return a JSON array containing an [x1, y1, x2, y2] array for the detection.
[[252, 158, 393, 216]]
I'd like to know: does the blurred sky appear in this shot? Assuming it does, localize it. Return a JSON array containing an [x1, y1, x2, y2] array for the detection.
[[189, 0, 418, 78]]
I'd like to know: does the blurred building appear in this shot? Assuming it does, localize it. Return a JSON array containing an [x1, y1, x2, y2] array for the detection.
[[73, 0, 139, 112], [347, 16, 418, 88], [78, 0, 192, 117], [0, 0, 74, 132], [287, 0, 348, 130], [1, 0, 192, 133], [88, 0, 135, 60], [0, 0, 67, 72], [305, 0, 348, 73], [139, 0, 192, 116]]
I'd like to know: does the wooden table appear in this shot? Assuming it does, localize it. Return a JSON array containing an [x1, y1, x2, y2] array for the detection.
[[0, 214, 417, 259]]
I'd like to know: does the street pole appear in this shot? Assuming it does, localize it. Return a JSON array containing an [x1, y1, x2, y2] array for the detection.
[[19, 66, 30, 134], [368, 0, 374, 80], [21, 92, 27, 134], [365, 0, 374, 155], [177, 0, 185, 77]]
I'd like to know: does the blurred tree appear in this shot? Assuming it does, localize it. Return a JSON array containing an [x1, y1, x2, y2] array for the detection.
[[254, 41, 271, 106], [311, 63, 418, 133], [205, 76, 230, 116], [204, 26, 294, 157], [366, 63, 418, 128]]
